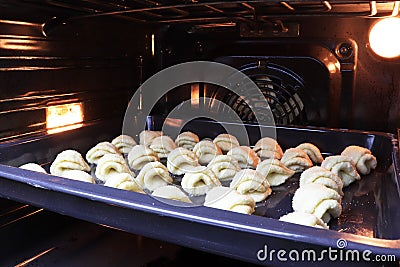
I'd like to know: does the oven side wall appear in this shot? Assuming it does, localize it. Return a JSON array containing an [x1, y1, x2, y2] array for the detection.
[[0, 14, 153, 141]]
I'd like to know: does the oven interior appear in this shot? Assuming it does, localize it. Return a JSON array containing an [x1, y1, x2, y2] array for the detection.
[[1, 1, 400, 266]]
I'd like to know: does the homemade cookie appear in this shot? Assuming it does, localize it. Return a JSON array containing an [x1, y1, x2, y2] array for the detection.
[[50, 150, 90, 176], [341, 145, 377, 175], [111, 134, 137, 154]]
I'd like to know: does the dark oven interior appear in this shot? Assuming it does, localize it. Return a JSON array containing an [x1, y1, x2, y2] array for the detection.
[[1, 1, 400, 266]]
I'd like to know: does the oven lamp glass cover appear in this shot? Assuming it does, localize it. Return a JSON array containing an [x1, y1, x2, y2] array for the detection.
[[46, 103, 84, 134], [369, 17, 400, 59]]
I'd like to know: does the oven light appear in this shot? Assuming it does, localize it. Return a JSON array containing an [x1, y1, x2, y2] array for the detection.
[[46, 103, 84, 134], [369, 18, 400, 58]]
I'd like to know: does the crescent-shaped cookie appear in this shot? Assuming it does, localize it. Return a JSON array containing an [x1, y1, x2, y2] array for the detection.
[[104, 172, 144, 193], [204, 186, 256, 215], [300, 166, 344, 196], [50, 149, 90, 176], [181, 166, 221, 196], [279, 211, 329, 229], [111, 135, 137, 154], [59, 170, 95, 184], [207, 155, 241, 182], [296, 143, 324, 164], [281, 148, 313, 172], [139, 130, 162, 147], [230, 169, 272, 202], [136, 161, 173, 192], [193, 140, 223, 165], [256, 158, 295, 186], [253, 137, 283, 160], [151, 185, 192, 203], [341, 145, 377, 175], [19, 163, 47, 173], [292, 183, 342, 223], [321, 155, 361, 187], [213, 133, 240, 153], [227, 146, 260, 169], [167, 147, 199, 175], [175, 131, 200, 150], [127, 145, 159, 171], [149, 136, 177, 159], [86, 142, 121, 164], [95, 153, 131, 182]]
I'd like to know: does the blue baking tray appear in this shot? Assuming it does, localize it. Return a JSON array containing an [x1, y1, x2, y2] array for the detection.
[[0, 117, 399, 266]]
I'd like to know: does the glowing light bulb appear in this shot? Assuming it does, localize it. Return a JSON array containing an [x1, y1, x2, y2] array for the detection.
[[369, 18, 400, 59]]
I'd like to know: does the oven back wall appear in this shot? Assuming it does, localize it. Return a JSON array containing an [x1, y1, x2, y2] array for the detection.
[[159, 17, 400, 133], [0, 16, 151, 141]]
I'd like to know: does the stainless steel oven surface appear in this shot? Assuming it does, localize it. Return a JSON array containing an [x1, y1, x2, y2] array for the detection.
[[1, 1, 400, 266]]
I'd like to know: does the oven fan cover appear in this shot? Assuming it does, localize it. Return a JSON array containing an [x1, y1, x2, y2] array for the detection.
[[211, 62, 307, 125]]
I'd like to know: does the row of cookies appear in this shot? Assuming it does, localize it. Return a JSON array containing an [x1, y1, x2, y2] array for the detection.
[[200, 141, 323, 215], [16, 132, 324, 212], [18, 130, 378, 223], [279, 145, 378, 229]]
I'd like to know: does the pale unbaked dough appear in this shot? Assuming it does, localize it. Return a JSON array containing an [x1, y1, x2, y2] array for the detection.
[[95, 153, 131, 182], [181, 166, 221, 196], [19, 163, 47, 173], [253, 137, 283, 160], [175, 131, 199, 150], [59, 170, 95, 184], [213, 133, 240, 153], [127, 145, 159, 171], [136, 161, 173, 192], [300, 166, 344, 196], [207, 155, 241, 182], [193, 140, 222, 165], [279, 211, 329, 229], [256, 158, 295, 186], [150, 136, 177, 158], [104, 172, 144, 193], [230, 169, 272, 202], [321, 155, 360, 187], [151, 185, 192, 203], [167, 147, 199, 175], [281, 148, 313, 172], [50, 149, 90, 176], [204, 186, 256, 215], [111, 134, 137, 154], [296, 143, 324, 164], [227, 146, 260, 169], [292, 183, 342, 223], [341, 145, 377, 175], [86, 142, 121, 164], [139, 130, 162, 147]]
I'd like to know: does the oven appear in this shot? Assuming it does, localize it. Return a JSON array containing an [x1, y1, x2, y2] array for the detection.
[[0, 1, 400, 266]]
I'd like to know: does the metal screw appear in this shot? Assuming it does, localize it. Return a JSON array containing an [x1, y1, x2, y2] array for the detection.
[[337, 43, 353, 58]]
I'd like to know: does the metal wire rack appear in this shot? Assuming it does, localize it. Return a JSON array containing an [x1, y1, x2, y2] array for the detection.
[[8, 0, 400, 27]]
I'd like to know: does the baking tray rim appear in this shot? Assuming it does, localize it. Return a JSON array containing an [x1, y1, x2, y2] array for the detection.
[[0, 121, 399, 259]]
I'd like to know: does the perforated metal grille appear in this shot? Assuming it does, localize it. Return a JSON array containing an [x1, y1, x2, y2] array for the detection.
[[210, 61, 307, 125]]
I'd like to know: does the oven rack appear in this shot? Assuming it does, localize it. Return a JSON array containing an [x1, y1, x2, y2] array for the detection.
[[3, 1, 399, 34], [41, 1, 400, 22]]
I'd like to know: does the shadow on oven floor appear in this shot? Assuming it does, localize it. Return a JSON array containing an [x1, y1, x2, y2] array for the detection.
[[0, 199, 256, 267]]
